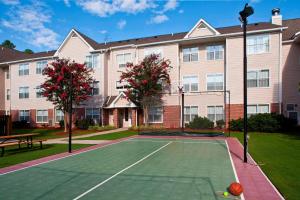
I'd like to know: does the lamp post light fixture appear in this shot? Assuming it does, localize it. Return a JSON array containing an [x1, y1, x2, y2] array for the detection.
[[239, 3, 254, 163]]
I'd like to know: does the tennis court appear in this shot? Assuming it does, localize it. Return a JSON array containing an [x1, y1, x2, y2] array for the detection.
[[0, 138, 242, 200]]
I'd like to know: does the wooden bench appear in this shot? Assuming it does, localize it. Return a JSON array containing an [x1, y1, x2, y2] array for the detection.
[[0, 139, 47, 157]]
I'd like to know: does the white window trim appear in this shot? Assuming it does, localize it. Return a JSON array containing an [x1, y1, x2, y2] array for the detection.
[[85, 108, 100, 119], [19, 63, 30, 76], [19, 87, 29, 99], [182, 47, 199, 63], [36, 110, 49, 123], [247, 34, 271, 55], [86, 54, 100, 69], [247, 103, 271, 116], [144, 48, 163, 58], [36, 60, 47, 74], [182, 75, 199, 93], [206, 105, 224, 122], [247, 68, 271, 88], [145, 106, 164, 124], [206, 73, 224, 91], [19, 110, 30, 122], [206, 45, 224, 61], [55, 109, 64, 123], [116, 53, 132, 68], [184, 105, 199, 123]]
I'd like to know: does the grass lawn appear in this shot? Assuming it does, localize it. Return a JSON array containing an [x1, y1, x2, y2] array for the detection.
[[230, 132, 300, 200], [78, 130, 137, 140], [0, 144, 92, 169]]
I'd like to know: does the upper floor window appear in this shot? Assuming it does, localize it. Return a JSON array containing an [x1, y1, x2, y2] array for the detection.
[[116, 80, 129, 90], [86, 108, 100, 124], [36, 61, 47, 74], [207, 73, 224, 91], [19, 63, 29, 76], [184, 106, 198, 123], [91, 81, 99, 96], [183, 47, 198, 62], [207, 106, 224, 122], [148, 107, 163, 123], [206, 45, 224, 60], [183, 75, 198, 92], [55, 109, 64, 122], [116, 53, 131, 68], [36, 110, 48, 123], [19, 87, 29, 99], [19, 110, 30, 122], [36, 86, 43, 98], [6, 69, 10, 79], [6, 89, 10, 100], [247, 35, 270, 54], [86, 54, 99, 68], [247, 104, 269, 117], [247, 69, 269, 88], [144, 48, 163, 59]]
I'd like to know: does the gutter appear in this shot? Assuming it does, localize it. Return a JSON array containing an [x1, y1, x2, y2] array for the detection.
[[0, 56, 57, 65]]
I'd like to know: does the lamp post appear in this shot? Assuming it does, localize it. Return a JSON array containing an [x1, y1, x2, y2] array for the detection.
[[239, 3, 254, 163]]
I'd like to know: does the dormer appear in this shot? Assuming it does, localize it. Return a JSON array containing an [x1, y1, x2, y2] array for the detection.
[[184, 19, 220, 39]]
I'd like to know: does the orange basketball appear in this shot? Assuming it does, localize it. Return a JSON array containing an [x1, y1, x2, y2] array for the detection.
[[229, 182, 243, 196]]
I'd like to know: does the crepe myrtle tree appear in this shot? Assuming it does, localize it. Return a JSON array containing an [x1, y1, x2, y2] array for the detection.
[[41, 58, 95, 132], [120, 54, 172, 125]]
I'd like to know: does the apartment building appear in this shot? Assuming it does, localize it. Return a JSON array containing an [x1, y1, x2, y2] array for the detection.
[[0, 9, 299, 128]]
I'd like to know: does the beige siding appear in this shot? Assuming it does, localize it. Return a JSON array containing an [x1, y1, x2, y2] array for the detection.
[[188, 27, 215, 38], [0, 67, 5, 111]]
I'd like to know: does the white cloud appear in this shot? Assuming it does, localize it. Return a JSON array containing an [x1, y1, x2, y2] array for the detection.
[[178, 9, 184, 14], [99, 30, 107, 34], [76, 0, 156, 17], [63, 0, 70, 7], [1, 2, 59, 49], [117, 20, 127, 29], [163, 0, 177, 12], [148, 14, 169, 24], [0, 0, 20, 5]]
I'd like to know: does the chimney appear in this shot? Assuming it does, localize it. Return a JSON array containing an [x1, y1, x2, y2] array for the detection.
[[271, 8, 282, 26]]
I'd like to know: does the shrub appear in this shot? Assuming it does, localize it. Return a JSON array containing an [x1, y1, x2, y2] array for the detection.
[[229, 113, 298, 132], [12, 120, 30, 129], [88, 125, 115, 131], [186, 116, 214, 129], [75, 118, 94, 130], [59, 120, 64, 128], [216, 119, 225, 129]]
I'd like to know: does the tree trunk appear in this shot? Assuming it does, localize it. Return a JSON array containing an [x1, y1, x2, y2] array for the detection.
[[64, 111, 68, 132], [143, 106, 149, 127]]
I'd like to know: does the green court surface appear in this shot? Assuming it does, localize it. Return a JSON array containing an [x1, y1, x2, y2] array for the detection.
[[0, 138, 241, 200]]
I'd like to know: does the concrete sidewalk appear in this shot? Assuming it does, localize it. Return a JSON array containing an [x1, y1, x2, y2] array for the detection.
[[45, 127, 128, 144]]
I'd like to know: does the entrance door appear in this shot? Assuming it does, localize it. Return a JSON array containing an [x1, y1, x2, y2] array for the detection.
[[122, 108, 132, 127]]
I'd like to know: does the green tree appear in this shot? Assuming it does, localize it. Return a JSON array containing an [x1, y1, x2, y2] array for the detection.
[[1, 40, 16, 49], [24, 49, 34, 54]]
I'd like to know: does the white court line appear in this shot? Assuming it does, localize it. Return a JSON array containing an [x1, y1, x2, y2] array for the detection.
[[127, 139, 225, 145], [225, 140, 245, 200], [73, 141, 172, 200]]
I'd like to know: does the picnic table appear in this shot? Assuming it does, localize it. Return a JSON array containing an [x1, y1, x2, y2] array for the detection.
[[0, 133, 46, 156]]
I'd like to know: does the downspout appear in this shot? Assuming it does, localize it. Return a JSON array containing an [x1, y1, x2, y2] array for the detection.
[[278, 30, 283, 114], [177, 43, 182, 128], [224, 40, 227, 126]]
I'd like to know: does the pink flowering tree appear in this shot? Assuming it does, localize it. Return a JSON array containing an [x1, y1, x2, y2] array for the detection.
[[120, 54, 172, 125], [41, 59, 94, 132]]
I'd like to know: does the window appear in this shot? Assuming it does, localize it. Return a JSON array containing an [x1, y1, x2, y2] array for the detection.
[[6, 69, 10, 79], [247, 104, 269, 117], [19, 63, 29, 76], [148, 107, 163, 123], [286, 104, 295, 111], [144, 48, 163, 59], [183, 47, 198, 62], [86, 108, 100, 124], [36, 110, 48, 123], [206, 45, 224, 60], [86, 54, 99, 68], [91, 81, 99, 96], [116, 53, 131, 68], [183, 75, 198, 92], [184, 106, 198, 122], [6, 89, 10, 100], [19, 87, 29, 99], [55, 109, 64, 122], [36, 86, 43, 98], [207, 106, 224, 122], [207, 74, 224, 91], [247, 35, 270, 54], [247, 69, 269, 88], [116, 80, 129, 90], [36, 61, 47, 74], [288, 112, 298, 121], [19, 110, 30, 122]]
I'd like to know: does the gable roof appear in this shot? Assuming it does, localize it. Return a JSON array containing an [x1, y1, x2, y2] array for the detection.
[[184, 19, 220, 38], [282, 18, 300, 41]]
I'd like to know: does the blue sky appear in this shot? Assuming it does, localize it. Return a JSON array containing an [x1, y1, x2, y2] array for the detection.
[[0, 0, 299, 52]]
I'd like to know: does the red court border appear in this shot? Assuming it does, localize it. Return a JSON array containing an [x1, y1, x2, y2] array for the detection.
[[0, 135, 284, 200]]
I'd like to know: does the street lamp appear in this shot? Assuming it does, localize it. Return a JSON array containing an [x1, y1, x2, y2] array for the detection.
[[239, 3, 254, 163]]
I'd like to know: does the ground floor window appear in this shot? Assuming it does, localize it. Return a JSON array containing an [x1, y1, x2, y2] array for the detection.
[[86, 108, 100, 124], [207, 106, 224, 122], [55, 109, 64, 122], [247, 104, 269, 117], [184, 106, 198, 123], [148, 107, 163, 123], [36, 110, 48, 123], [19, 110, 30, 122]]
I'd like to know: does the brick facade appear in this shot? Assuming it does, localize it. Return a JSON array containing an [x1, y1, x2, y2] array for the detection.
[[113, 109, 120, 128], [163, 105, 181, 128]]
